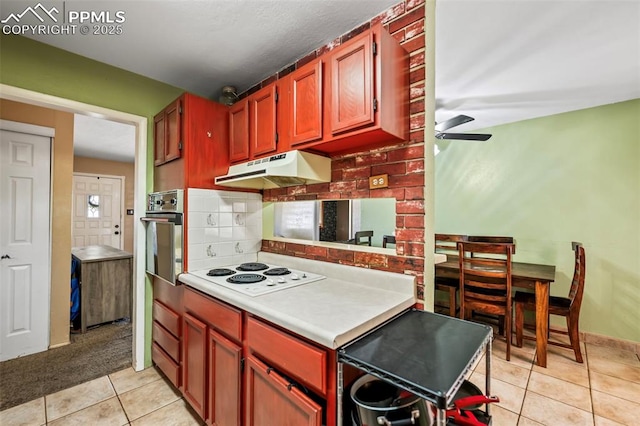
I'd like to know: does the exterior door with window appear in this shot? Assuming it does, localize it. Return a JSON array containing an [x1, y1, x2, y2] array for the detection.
[[72, 174, 123, 249]]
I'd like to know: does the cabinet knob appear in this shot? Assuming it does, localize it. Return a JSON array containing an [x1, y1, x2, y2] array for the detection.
[[114, 231, 120, 235], [207, 131, 212, 138]]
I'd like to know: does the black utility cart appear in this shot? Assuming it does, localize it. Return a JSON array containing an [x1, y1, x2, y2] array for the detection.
[[338, 309, 494, 426]]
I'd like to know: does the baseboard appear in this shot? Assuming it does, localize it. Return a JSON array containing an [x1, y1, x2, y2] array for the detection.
[[581, 331, 640, 354], [518, 321, 639, 355], [48, 341, 70, 350]]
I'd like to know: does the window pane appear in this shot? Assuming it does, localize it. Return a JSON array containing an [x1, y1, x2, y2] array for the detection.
[[87, 195, 100, 218]]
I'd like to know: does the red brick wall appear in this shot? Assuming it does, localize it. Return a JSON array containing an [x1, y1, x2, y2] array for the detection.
[[260, 0, 427, 305]]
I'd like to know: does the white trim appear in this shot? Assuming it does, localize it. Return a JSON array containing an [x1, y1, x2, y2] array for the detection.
[[73, 172, 126, 250], [1, 84, 148, 371], [0, 119, 55, 137]]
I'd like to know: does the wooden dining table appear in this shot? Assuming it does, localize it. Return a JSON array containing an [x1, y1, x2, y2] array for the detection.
[[435, 255, 556, 367]]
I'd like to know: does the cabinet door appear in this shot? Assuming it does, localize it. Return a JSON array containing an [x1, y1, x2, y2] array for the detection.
[[250, 84, 278, 157], [208, 329, 242, 426], [229, 100, 250, 162], [290, 60, 323, 146], [329, 31, 375, 134], [153, 112, 166, 165], [183, 312, 207, 418], [164, 99, 182, 162], [245, 357, 322, 426]]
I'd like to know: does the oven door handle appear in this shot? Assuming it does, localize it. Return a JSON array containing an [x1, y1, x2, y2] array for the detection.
[[140, 217, 171, 223]]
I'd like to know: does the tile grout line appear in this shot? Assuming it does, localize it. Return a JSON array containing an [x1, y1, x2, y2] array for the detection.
[[108, 373, 131, 425], [516, 349, 535, 423], [43, 394, 48, 425]]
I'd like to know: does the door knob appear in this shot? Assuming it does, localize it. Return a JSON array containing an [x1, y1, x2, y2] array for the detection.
[[114, 231, 120, 235], [1, 254, 11, 259]]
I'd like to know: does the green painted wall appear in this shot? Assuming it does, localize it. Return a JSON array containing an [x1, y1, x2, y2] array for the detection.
[[358, 198, 396, 247], [435, 99, 640, 343], [0, 34, 186, 366]]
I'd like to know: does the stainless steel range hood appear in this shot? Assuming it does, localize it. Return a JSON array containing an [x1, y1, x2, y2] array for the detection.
[[215, 150, 331, 189]]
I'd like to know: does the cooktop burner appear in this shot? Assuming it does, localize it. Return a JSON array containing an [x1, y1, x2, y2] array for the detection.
[[207, 268, 236, 277], [227, 273, 267, 284], [190, 263, 326, 296], [264, 267, 291, 276], [237, 262, 269, 272]]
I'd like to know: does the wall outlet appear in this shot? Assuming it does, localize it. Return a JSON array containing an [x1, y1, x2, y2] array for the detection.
[[369, 174, 389, 189]]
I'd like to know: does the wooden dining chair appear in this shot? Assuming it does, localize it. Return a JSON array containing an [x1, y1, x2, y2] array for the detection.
[[468, 236, 516, 254], [458, 241, 513, 361], [353, 230, 373, 246], [514, 242, 586, 363], [382, 235, 396, 248], [434, 234, 468, 316]]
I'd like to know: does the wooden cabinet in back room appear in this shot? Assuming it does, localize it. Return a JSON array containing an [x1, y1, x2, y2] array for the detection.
[[154, 92, 229, 192]]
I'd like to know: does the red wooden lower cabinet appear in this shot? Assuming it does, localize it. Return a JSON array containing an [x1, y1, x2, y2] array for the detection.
[[245, 356, 322, 426], [208, 329, 242, 425], [179, 287, 338, 425], [151, 277, 183, 389], [182, 287, 243, 425], [182, 312, 207, 418]]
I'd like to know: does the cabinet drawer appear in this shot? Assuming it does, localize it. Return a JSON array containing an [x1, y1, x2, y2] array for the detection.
[[153, 321, 180, 362], [183, 287, 242, 342], [153, 300, 181, 337], [246, 317, 327, 396], [152, 342, 180, 388]]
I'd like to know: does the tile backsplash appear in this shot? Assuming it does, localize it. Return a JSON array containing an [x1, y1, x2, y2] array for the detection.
[[187, 188, 262, 272]]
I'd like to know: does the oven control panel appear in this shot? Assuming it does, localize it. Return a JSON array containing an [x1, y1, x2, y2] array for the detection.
[[147, 189, 183, 213]]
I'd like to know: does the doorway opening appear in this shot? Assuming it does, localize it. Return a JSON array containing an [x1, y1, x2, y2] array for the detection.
[[1, 83, 148, 372]]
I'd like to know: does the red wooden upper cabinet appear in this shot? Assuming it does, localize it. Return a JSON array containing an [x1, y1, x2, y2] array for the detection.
[[320, 23, 409, 156], [249, 84, 278, 157], [154, 97, 182, 166], [289, 60, 323, 146], [329, 31, 374, 135], [229, 99, 250, 163]]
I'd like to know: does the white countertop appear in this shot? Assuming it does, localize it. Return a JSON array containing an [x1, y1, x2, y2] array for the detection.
[[179, 253, 417, 349]]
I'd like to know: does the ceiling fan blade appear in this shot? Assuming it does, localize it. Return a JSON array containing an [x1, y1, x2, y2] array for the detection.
[[435, 114, 474, 132], [435, 132, 492, 141]]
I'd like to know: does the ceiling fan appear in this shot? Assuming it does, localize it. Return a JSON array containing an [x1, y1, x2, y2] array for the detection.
[[435, 115, 492, 141]]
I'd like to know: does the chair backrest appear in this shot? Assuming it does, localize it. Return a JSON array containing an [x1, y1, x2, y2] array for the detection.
[[568, 242, 586, 313], [458, 241, 513, 314], [354, 230, 373, 246], [382, 235, 396, 248], [435, 233, 468, 256], [467, 235, 516, 254]]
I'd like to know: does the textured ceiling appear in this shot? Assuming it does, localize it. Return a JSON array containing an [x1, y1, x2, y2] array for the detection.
[[2, 0, 639, 162]]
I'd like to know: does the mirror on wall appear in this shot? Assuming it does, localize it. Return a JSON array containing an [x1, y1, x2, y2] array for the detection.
[[263, 198, 396, 248]]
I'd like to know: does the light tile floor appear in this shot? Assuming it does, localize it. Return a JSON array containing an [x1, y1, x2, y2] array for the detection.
[[1, 340, 638, 425]]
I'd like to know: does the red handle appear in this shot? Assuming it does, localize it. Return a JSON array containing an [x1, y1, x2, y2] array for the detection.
[[454, 394, 500, 410]]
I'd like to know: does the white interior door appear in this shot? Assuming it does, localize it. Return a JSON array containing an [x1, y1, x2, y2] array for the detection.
[[72, 174, 123, 249], [0, 129, 51, 361]]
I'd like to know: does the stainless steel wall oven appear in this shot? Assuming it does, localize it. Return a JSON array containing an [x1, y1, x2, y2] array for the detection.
[[141, 189, 183, 285]]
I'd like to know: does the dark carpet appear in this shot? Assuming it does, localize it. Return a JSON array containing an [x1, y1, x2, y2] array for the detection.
[[0, 320, 132, 411]]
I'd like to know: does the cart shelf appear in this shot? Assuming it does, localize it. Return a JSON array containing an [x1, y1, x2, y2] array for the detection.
[[338, 309, 493, 425]]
